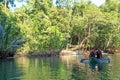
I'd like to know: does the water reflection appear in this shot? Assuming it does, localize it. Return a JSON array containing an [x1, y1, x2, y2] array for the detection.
[[111, 54, 120, 80], [60, 54, 114, 80], [0, 59, 24, 80], [0, 54, 120, 80]]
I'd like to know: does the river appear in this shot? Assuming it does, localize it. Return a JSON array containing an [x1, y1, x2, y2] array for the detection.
[[0, 54, 120, 80]]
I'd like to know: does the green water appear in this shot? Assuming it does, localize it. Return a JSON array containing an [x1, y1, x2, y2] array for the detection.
[[0, 55, 120, 80]]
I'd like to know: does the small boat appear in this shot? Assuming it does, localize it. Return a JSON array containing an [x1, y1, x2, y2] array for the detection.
[[80, 58, 110, 63], [80, 58, 110, 71]]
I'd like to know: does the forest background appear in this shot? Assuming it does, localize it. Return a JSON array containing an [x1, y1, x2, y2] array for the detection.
[[0, 0, 120, 56]]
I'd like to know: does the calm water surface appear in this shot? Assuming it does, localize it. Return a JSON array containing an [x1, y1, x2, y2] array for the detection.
[[0, 54, 120, 80]]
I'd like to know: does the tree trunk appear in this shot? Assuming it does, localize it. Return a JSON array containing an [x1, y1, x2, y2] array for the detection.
[[106, 36, 112, 48], [79, 35, 93, 48], [4, 0, 7, 12]]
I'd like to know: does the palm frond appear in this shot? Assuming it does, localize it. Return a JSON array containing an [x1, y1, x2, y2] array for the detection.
[[7, 38, 28, 51]]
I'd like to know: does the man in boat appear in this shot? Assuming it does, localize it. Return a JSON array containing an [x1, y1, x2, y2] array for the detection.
[[89, 48, 103, 71]]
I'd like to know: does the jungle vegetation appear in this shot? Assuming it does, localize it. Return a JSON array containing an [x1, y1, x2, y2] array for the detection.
[[0, 0, 120, 58]]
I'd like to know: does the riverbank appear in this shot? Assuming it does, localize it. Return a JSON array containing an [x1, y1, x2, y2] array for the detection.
[[14, 49, 61, 58], [1, 49, 119, 59], [0, 49, 61, 59]]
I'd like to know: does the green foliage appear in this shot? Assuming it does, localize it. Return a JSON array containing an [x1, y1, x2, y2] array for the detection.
[[0, 0, 120, 54], [0, 22, 26, 52], [0, 7, 27, 53]]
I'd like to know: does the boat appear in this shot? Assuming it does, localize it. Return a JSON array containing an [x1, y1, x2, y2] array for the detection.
[[80, 57, 110, 71], [80, 57, 110, 63]]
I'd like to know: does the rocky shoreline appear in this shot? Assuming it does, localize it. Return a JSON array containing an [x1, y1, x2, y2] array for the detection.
[[1, 49, 119, 59], [24, 50, 61, 57], [0, 49, 61, 59]]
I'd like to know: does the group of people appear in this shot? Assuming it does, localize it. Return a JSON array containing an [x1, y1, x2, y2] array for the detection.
[[89, 48, 103, 71], [89, 48, 102, 59]]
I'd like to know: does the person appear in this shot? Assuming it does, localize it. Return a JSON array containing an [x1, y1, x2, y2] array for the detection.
[[83, 50, 89, 58], [89, 48, 97, 71], [95, 49, 102, 59], [89, 48, 103, 71], [89, 48, 96, 58], [95, 49, 103, 71]]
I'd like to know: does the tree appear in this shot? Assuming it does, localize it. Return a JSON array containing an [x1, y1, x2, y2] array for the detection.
[[99, 0, 120, 49], [0, 6, 27, 58]]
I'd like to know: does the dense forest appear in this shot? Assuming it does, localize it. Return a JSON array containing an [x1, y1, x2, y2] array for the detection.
[[0, 0, 120, 58]]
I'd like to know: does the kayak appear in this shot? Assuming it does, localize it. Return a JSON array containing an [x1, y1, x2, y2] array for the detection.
[[80, 58, 110, 63], [80, 58, 110, 71]]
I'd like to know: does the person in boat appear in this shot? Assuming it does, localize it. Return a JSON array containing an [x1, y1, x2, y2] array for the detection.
[[89, 48, 103, 71], [89, 48, 97, 71]]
